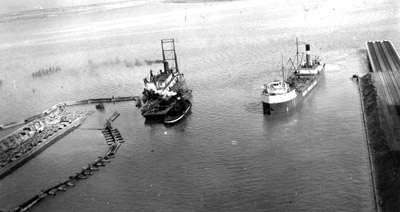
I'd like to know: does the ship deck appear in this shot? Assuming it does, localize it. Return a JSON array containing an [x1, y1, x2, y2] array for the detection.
[[365, 40, 400, 149]]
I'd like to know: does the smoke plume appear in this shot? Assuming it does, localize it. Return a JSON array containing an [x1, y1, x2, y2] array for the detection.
[[86, 57, 164, 70]]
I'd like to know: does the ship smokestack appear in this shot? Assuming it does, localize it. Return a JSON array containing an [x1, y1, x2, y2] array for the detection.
[[163, 61, 169, 73], [305, 44, 311, 67]]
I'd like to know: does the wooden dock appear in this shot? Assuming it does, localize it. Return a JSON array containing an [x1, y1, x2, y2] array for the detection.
[[365, 40, 400, 149]]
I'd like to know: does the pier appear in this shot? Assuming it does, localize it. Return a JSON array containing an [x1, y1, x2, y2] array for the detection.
[[0, 109, 92, 180], [361, 40, 400, 211], [0, 95, 140, 180], [365, 40, 400, 149], [0, 96, 140, 131]]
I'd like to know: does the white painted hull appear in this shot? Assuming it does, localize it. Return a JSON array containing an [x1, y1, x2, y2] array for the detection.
[[261, 64, 325, 115]]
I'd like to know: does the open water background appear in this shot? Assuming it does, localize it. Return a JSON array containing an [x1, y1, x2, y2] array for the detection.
[[0, 0, 399, 211]]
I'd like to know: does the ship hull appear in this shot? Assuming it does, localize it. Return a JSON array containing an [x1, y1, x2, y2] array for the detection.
[[262, 92, 302, 115], [262, 64, 325, 115], [164, 100, 192, 124], [141, 89, 192, 119]]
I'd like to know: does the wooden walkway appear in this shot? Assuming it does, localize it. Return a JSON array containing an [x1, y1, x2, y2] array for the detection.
[[366, 40, 400, 149]]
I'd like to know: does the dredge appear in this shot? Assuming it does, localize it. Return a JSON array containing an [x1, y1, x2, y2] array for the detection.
[[139, 39, 192, 120], [261, 38, 325, 115]]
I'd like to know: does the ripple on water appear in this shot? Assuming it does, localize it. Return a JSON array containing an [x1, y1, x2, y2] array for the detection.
[[1, 0, 396, 210]]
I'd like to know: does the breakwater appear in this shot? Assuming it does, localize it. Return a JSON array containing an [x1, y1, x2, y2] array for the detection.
[[12, 113, 125, 212]]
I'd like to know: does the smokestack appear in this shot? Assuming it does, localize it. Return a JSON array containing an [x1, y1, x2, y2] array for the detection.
[[163, 61, 169, 73], [305, 44, 311, 67]]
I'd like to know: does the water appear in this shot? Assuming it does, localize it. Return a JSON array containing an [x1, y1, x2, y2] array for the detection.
[[0, 0, 399, 211]]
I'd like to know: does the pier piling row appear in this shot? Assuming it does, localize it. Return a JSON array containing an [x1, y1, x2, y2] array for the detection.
[[365, 40, 400, 150], [13, 125, 125, 212]]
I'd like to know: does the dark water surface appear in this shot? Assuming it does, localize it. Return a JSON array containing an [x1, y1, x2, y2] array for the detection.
[[0, 0, 399, 211]]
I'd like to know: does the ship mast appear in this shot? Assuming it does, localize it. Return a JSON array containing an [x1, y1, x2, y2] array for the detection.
[[296, 37, 299, 69], [281, 54, 285, 81]]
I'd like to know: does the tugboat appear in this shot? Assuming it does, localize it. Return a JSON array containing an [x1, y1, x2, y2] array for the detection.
[[164, 96, 192, 124], [261, 38, 325, 115], [140, 39, 192, 119]]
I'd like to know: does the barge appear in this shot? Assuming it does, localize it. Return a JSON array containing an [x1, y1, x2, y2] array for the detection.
[[164, 99, 192, 124]]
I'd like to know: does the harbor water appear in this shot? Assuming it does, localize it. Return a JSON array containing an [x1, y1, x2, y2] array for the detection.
[[0, 0, 399, 211]]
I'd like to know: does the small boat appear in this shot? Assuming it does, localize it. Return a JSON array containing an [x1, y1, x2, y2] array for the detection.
[[164, 99, 192, 124], [95, 103, 105, 110]]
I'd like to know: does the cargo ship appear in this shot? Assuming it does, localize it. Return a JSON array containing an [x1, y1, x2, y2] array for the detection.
[[261, 39, 325, 115], [140, 39, 192, 119]]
